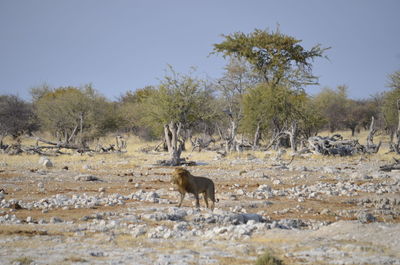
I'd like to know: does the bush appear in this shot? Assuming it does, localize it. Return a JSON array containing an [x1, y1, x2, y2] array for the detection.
[[12, 256, 34, 265], [255, 250, 284, 265]]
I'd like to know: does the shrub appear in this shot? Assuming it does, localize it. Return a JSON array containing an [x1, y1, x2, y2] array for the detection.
[[255, 250, 284, 265], [12, 256, 34, 265]]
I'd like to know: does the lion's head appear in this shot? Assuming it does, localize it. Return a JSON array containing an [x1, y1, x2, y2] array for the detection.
[[172, 167, 191, 187]]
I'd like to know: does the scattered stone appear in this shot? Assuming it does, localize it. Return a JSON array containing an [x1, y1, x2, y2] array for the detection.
[[75, 174, 101, 182], [273, 179, 282, 185], [323, 167, 339, 174], [320, 208, 331, 215], [363, 175, 373, 180], [10, 202, 24, 210], [43, 159, 53, 168], [50, 216, 63, 223], [357, 212, 376, 223], [82, 164, 92, 170], [38, 156, 48, 164], [90, 251, 106, 257], [131, 224, 147, 237]]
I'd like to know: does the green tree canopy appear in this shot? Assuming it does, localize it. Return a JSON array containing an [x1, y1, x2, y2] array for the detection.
[[382, 70, 400, 133], [313, 85, 348, 132], [242, 83, 319, 135], [141, 67, 215, 132], [138, 67, 216, 164], [118, 87, 159, 140], [213, 28, 329, 87], [33, 85, 120, 144]]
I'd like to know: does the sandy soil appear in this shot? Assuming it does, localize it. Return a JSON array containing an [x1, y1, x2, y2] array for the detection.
[[1, 148, 400, 264]]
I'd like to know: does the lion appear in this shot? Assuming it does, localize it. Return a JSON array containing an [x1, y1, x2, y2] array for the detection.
[[171, 167, 216, 210]]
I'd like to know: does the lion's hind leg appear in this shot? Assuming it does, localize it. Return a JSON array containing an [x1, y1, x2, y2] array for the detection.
[[203, 192, 209, 208], [207, 185, 216, 211]]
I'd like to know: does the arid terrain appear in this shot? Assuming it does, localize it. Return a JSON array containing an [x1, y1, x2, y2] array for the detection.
[[1, 137, 400, 265]]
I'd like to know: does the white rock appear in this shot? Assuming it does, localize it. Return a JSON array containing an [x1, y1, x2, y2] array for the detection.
[[43, 159, 53, 168], [236, 189, 245, 195], [82, 164, 92, 170], [37, 182, 44, 189], [257, 184, 272, 192], [38, 156, 48, 164], [50, 216, 63, 223], [273, 179, 282, 185], [173, 222, 189, 231], [242, 213, 262, 223]]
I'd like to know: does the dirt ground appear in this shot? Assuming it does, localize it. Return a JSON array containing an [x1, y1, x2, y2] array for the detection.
[[1, 139, 400, 264]]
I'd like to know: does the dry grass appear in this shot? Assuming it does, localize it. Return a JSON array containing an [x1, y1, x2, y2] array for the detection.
[[11, 256, 34, 265], [63, 256, 88, 263], [255, 250, 284, 265]]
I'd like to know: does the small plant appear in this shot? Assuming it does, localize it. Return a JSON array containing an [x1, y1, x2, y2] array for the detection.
[[64, 256, 88, 263], [255, 250, 284, 265], [12, 256, 34, 265]]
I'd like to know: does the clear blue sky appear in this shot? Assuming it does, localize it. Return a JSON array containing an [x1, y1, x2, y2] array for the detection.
[[0, 0, 399, 101]]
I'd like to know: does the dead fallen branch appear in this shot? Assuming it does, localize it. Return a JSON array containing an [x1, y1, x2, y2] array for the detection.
[[308, 135, 367, 156], [0, 134, 127, 156], [380, 158, 400, 172], [156, 158, 197, 166]]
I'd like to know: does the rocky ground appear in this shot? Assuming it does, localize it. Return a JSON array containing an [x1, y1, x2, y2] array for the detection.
[[1, 149, 400, 264]]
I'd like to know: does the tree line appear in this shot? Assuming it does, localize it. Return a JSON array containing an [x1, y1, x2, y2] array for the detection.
[[1, 29, 399, 164]]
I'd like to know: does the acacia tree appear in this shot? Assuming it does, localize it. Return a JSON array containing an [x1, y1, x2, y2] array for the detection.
[[213, 28, 328, 150], [141, 67, 215, 165], [242, 83, 320, 151], [213, 28, 328, 87]]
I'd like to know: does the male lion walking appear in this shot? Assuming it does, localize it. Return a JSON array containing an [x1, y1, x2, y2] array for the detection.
[[171, 167, 216, 210]]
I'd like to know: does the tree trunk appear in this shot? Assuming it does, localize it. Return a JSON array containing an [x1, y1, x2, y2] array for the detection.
[[289, 121, 298, 152], [393, 99, 400, 154], [79, 112, 84, 136], [329, 123, 335, 133], [366, 116, 376, 146], [351, 126, 356, 137], [63, 129, 68, 143], [164, 121, 183, 165], [68, 124, 79, 143], [252, 123, 261, 150], [0, 135, 5, 149], [366, 116, 381, 153], [229, 120, 238, 152]]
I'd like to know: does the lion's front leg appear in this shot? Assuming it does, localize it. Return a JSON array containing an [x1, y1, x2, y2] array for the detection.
[[178, 192, 185, 207]]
